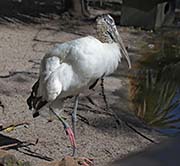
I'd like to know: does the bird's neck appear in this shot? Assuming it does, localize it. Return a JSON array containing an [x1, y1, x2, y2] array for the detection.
[[96, 29, 114, 44]]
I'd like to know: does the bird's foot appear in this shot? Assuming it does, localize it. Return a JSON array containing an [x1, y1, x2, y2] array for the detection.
[[76, 157, 94, 166], [65, 127, 77, 148], [61, 156, 94, 166]]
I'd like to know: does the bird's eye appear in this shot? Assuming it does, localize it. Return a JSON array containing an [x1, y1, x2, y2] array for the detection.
[[109, 19, 114, 24], [104, 18, 108, 22]]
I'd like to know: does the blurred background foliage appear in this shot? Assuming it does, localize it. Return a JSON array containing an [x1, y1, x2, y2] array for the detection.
[[131, 29, 180, 135]]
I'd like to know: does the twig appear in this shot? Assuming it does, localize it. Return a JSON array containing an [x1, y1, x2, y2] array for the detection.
[[0, 17, 7, 23], [99, 81, 156, 143], [108, 108, 123, 127], [86, 95, 108, 111], [0, 143, 19, 150], [86, 96, 98, 107], [41, 27, 59, 31], [104, 149, 113, 156], [16, 13, 37, 23], [64, 107, 114, 126], [125, 122, 157, 144], [0, 101, 5, 113], [0, 122, 29, 131], [0, 71, 38, 79], [32, 28, 62, 45], [3, 17, 17, 24], [64, 106, 113, 116], [87, 109, 113, 116], [77, 114, 90, 125], [78, 102, 93, 109], [33, 38, 60, 44], [63, 109, 89, 123]]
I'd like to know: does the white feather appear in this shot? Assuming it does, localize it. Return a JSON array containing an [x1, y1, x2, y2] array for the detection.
[[37, 36, 121, 113]]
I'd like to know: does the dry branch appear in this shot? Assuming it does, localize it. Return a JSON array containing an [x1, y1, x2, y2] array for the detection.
[[0, 143, 19, 150], [0, 122, 30, 132]]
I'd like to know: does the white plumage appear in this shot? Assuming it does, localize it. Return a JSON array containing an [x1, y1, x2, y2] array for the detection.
[[38, 36, 121, 103], [27, 14, 131, 160]]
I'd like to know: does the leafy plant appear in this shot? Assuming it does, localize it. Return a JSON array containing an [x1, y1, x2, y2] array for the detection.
[[132, 29, 180, 135]]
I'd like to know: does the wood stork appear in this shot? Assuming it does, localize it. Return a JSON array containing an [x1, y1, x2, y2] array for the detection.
[[27, 14, 131, 161]]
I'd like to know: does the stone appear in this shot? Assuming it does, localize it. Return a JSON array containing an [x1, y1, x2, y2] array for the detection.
[[41, 156, 93, 166], [0, 150, 31, 166], [0, 150, 17, 166]]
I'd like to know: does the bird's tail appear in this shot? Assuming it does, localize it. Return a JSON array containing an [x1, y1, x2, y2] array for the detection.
[[27, 79, 47, 118]]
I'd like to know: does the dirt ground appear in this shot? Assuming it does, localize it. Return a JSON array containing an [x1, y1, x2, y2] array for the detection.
[[0, 18, 164, 166]]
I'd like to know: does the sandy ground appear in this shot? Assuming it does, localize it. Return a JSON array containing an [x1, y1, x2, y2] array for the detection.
[[0, 19, 163, 166]]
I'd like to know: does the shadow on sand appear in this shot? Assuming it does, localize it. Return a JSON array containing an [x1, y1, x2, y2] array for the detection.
[[0, 133, 53, 161], [0, 0, 65, 23]]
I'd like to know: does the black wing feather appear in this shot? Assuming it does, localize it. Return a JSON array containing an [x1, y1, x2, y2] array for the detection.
[[27, 79, 47, 118]]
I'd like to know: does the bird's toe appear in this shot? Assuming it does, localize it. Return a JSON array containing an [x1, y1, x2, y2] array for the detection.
[[77, 157, 94, 166]]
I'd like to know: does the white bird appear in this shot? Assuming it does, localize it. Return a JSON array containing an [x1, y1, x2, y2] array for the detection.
[[27, 14, 131, 162]]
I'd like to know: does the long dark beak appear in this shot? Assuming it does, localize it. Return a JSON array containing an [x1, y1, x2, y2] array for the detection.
[[112, 26, 132, 69]]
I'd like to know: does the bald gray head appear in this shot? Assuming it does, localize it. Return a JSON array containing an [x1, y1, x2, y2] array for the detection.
[[96, 14, 131, 69]]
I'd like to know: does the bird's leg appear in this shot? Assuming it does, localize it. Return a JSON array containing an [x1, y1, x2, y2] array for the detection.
[[100, 77, 123, 128], [100, 77, 109, 111], [71, 95, 79, 157], [71, 96, 94, 166], [50, 108, 77, 150]]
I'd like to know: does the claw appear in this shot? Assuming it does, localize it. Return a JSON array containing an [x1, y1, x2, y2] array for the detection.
[[80, 161, 89, 166], [65, 127, 77, 148], [77, 157, 94, 166]]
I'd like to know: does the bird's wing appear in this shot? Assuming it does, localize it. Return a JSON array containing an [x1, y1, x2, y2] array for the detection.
[[26, 79, 48, 117], [61, 36, 121, 78], [34, 36, 121, 101], [38, 56, 61, 99]]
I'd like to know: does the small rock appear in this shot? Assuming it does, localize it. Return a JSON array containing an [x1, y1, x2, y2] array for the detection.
[[0, 150, 17, 166], [42, 156, 93, 166], [42, 156, 77, 166], [0, 150, 31, 166]]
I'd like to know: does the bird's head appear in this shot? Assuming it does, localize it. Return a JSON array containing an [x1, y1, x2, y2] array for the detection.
[[96, 14, 131, 69]]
